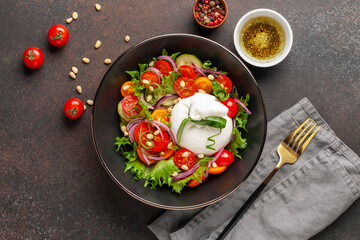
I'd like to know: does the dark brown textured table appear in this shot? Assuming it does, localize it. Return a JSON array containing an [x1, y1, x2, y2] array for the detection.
[[1, 1, 359, 239]]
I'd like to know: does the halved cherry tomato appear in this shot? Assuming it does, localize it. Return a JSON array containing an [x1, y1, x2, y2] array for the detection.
[[174, 77, 197, 98], [151, 109, 170, 125], [122, 95, 142, 117], [215, 149, 234, 166], [48, 24, 69, 47], [188, 175, 204, 187], [178, 65, 195, 79], [23, 47, 44, 69], [209, 165, 227, 174], [136, 147, 156, 165], [194, 76, 213, 93], [162, 144, 175, 159], [217, 75, 233, 94], [221, 98, 238, 118], [140, 71, 160, 88], [174, 148, 196, 170], [120, 81, 135, 97], [155, 60, 173, 76]]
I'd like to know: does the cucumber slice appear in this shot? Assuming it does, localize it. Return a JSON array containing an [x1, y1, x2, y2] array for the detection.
[[117, 100, 132, 122], [175, 54, 202, 69], [161, 98, 175, 107]]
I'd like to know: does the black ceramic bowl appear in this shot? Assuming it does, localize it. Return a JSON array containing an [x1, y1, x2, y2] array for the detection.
[[91, 34, 267, 210]]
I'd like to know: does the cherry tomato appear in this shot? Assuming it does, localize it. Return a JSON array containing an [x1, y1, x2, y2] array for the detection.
[[63, 98, 84, 119], [48, 24, 69, 47], [23, 47, 44, 69], [174, 148, 196, 170], [122, 95, 142, 117], [150, 130, 170, 152], [162, 143, 175, 159], [136, 147, 156, 165], [209, 165, 227, 175], [140, 71, 160, 88], [221, 98, 238, 118], [154, 60, 173, 76], [215, 149, 234, 166], [120, 81, 135, 97], [217, 75, 233, 94], [151, 109, 170, 125], [178, 65, 195, 79], [187, 175, 204, 187], [174, 77, 197, 98]]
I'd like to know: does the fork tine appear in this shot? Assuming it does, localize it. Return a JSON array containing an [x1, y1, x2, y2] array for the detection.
[[284, 117, 310, 145], [297, 126, 321, 154], [293, 122, 317, 150], [288, 119, 314, 148]]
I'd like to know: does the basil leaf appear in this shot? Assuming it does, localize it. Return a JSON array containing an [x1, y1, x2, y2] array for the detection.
[[191, 116, 227, 129], [177, 117, 192, 145]]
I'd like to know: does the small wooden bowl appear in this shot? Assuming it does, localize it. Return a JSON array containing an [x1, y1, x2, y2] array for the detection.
[[193, 0, 228, 29]]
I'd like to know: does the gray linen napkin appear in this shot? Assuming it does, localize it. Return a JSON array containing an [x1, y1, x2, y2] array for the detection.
[[148, 97, 360, 240]]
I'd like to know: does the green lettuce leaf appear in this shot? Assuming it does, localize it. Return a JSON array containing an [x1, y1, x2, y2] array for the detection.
[[144, 158, 180, 189]]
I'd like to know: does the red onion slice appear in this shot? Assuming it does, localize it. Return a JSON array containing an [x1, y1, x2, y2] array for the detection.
[[150, 121, 164, 140], [151, 120, 176, 144], [127, 120, 143, 143], [146, 66, 163, 78], [157, 55, 178, 71], [192, 63, 206, 77], [172, 162, 201, 181], [140, 93, 155, 110], [235, 98, 252, 115], [202, 147, 225, 182], [139, 147, 151, 166], [154, 94, 179, 109], [202, 68, 227, 76]]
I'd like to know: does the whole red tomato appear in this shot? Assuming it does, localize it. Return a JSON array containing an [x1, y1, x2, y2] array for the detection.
[[64, 98, 84, 119], [23, 47, 44, 69], [48, 24, 69, 47], [221, 98, 238, 118]]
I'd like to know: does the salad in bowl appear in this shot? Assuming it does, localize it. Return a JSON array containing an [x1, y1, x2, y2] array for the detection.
[[115, 49, 251, 194]]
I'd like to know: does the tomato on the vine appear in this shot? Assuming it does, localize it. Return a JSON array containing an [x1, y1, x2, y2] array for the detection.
[[64, 98, 84, 119], [48, 24, 69, 47], [174, 148, 196, 170], [221, 98, 238, 118], [154, 60, 173, 76], [178, 65, 195, 79], [217, 75, 233, 94], [23, 47, 44, 69], [174, 77, 197, 98]]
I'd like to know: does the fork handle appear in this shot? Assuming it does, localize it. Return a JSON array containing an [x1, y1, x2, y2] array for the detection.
[[216, 182, 267, 240]]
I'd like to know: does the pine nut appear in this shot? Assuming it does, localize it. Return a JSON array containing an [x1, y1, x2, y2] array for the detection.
[[220, 83, 224, 89], [171, 172, 178, 177], [69, 71, 76, 79], [82, 57, 90, 64], [72, 12, 78, 20], [197, 153, 204, 159], [72, 66, 78, 74], [104, 58, 112, 65], [76, 85, 82, 94], [207, 74, 214, 80], [142, 79, 149, 84], [146, 141, 153, 147], [167, 142, 173, 148], [83, 105, 87, 111], [124, 35, 130, 42], [182, 151, 189, 158], [146, 95, 153, 102], [167, 107, 172, 113], [95, 3, 101, 11], [179, 80, 185, 88], [120, 125, 127, 132], [122, 85, 130, 91], [177, 97, 182, 102], [87, 100, 93, 106], [149, 61, 154, 67], [160, 151, 165, 156], [148, 86, 154, 92], [124, 131, 129, 136], [181, 165, 189, 171], [66, 18, 73, 24], [172, 99, 178, 104], [94, 40, 101, 49], [154, 130, 160, 135], [146, 133, 154, 140], [198, 89, 206, 93], [212, 162, 218, 168]]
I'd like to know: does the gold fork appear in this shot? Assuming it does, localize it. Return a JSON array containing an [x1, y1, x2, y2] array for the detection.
[[216, 118, 320, 240]]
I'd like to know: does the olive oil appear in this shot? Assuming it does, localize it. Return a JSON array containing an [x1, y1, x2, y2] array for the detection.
[[240, 16, 285, 60]]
